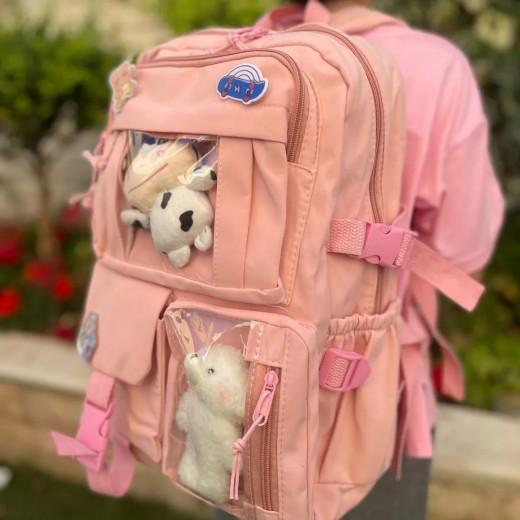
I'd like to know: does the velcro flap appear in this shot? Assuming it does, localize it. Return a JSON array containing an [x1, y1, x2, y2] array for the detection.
[[82, 261, 171, 385]]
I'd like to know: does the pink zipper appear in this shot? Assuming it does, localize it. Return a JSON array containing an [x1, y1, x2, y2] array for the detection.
[[290, 25, 386, 223], [230, 370, 279, 501], [290, 25, 389, 312]]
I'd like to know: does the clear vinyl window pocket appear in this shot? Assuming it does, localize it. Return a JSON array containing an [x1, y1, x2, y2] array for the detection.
[[103, 123, 305, 306], [120, 133, 218, 269], [161, 302, 318, 518]]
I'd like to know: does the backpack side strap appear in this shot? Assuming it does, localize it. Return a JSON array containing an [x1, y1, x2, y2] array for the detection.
[[51, 371, 136, 497], [327, 219, 484, 312]]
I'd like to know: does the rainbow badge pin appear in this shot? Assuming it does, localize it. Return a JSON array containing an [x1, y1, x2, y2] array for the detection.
[[217, 63, 268, 105]]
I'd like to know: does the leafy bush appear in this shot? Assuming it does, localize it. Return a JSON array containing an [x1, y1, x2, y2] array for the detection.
[[0, 17, 120, 151], [439, 212, 520, 408], [0, 206, 93, 338], [0, 15, 122, 259], [152, 0, 279, 33]]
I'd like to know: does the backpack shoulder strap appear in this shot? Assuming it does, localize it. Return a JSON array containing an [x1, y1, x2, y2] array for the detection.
[[51, 371, 136, 497], [254, 0, 329, 30], [328, 4, 407, 34], [255, 1, 406, 34], [327, 218, 484, 312]]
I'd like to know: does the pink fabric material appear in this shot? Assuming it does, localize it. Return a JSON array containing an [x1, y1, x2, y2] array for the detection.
[[51, 372, 136, 497], [404, 239, 484, 312], [333, 4, 504, 458]]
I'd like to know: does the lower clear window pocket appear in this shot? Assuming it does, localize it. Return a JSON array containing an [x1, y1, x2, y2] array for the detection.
[[160, 301, 317, 519]]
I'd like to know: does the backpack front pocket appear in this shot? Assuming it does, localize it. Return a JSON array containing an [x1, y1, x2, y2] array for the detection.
[[97, 54, 317, 306], [161, 301, 318, 519], [79, 261, 172, 466]]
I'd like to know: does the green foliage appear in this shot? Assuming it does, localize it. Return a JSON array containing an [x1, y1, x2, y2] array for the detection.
[[154, 0, 279, 34], [440, 213, 520, 409], [0, 463, 196, 520], [0, 15, 122, 153], [0, 208, 94, 337]]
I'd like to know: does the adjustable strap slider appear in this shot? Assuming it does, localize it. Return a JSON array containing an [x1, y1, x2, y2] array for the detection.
[[319, 348, 371, 392]]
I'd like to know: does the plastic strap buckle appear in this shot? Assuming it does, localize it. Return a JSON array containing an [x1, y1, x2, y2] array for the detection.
[[356, 222, 412, 269], [319, 348, 371, 392]]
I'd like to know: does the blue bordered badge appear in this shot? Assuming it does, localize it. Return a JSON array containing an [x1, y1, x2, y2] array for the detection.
[[217, 63, 268, 105], [77, 312, 98, 362]]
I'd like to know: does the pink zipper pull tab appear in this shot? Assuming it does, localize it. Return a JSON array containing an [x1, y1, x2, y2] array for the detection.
[[252, 371, 279, 425], [230, 370, 279, 500]]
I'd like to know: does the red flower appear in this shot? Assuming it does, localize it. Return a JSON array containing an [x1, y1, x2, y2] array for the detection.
[[0, 239, 22, 266], [52, 273, 74, 301], [60, 204, 83, 227], [53, 324, 77, 340], [0, 288, 22, 318], [54, 226, 68, 245], [23, 261, 54, 288], [432, 362, 443, 394]]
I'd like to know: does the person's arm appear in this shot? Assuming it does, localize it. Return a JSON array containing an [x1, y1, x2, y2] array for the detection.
[[412, 49, 504, 275]]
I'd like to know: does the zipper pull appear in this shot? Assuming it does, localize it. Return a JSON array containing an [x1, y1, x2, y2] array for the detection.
[[228, 27, 269, 48], [230, 370, 279, 500], [252, 371, 279, 426]]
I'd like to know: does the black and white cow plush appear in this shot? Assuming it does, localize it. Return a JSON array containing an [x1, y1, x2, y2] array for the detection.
[[121, 165, 216, 268]]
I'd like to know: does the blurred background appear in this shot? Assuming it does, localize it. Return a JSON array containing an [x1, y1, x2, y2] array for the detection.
[[0, 0, 518, 519]]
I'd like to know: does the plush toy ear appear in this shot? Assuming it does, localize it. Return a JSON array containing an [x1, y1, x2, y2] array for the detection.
[[120, 209, 150, 229], [167, 246, 191, 268], [183, 165, 217, 191], [194, 226, 213, 252]]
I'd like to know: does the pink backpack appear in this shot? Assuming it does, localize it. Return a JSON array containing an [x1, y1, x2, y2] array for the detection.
[[52, 2, 483, 518]]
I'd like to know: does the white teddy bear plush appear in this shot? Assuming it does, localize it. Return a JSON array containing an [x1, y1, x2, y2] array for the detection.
[[175, 344, 249, 503]]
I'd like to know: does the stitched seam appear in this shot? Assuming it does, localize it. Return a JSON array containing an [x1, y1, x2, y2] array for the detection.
[[279, 327, 288, 515], [251, 357, 283, 367], [213, 137, 223, 285], [255, 322, 263, 361], [284, 73, 320, 303], [286, 165, 316, 303], [303, 71, 321, 169], [271, 42, 352, 90], [245, 355, 256, 502]]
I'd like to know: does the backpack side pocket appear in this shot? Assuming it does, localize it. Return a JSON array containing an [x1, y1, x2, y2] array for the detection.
[[317, 300, 401, 486]]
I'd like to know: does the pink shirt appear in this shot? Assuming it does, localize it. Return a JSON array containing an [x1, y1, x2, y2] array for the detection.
[[333, 6, 504, 458]]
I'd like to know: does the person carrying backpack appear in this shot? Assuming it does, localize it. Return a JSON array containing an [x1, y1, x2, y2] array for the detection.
[[51, 1, 503, 519], [213, 1, 504, 519]]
